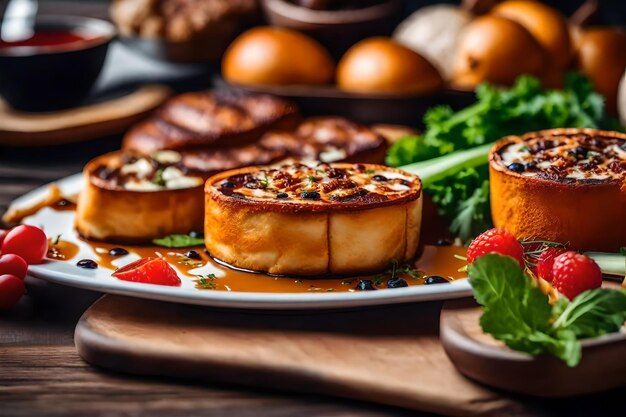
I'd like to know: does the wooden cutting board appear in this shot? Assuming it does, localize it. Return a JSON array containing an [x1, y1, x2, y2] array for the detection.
[[0, 85, 171, 147], [75, 295, 528, 417]]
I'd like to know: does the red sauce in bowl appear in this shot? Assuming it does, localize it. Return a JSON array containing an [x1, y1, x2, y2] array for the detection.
[[0, 31, 96, 51]]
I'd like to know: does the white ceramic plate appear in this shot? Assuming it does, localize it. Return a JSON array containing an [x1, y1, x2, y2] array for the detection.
[[13, 174, 472, 310]]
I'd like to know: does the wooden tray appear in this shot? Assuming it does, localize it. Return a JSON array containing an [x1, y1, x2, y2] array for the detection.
[[75, 295, 510, 416], [74, 295, 568, 417], [0, 85, 172, 147]]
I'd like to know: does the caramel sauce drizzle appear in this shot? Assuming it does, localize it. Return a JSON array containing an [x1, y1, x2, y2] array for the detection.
[[46, 202, 467, 293]]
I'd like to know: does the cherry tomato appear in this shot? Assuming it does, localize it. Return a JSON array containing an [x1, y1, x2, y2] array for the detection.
[[1, 225, 48, 264], [0, 274, 25, 310], [0, 229, 8, 249], [0, 254, 28, 279], [112, 257, 181, 286]]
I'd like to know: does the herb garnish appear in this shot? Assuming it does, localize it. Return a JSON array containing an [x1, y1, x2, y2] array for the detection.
[[153, 234, 204, 248], [521, 239, 568, 268], [178, 256, 203, 268], [152, 169, 166, 187], [469, 254, 626, 367], [371, 276, 385, 286], [195, 273, 217, 289]]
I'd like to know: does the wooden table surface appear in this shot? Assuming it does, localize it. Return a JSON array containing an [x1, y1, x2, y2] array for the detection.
[[1, 3, 625, 416]]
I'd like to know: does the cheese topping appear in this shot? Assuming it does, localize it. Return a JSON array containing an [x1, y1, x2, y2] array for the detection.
[[212, 161, 420, 205], [499, 133, 626, 183], [94, 153, 203, 191]]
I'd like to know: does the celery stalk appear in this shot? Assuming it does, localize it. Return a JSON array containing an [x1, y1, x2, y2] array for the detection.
[[585, 252, 626, 277], [399, 143, 492, 187]]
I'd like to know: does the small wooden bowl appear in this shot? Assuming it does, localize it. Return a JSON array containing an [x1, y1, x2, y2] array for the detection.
[[261, 0, 403, 58], [440, 298, 626, 397]]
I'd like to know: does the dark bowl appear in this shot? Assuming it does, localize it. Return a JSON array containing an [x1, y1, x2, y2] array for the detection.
[[261, 0, 403, 58], [0, 15, 116, 112], [215, 77, 475, 127]]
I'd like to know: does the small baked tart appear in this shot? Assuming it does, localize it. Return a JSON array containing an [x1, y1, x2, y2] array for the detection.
[[76, 151, 205, 243], [204, 162, 423, 276], [489, 128, 626, 252]]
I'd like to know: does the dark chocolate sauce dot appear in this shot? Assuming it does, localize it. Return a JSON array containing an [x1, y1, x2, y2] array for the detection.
[[77, 259, 98, 269], [108, 248, 129, 257], [507, 163, 525, 173], [424, 275, 449, 285], [184, 250, 201, 260], [387, 277, 408, 288], [356, 280, 376, 291], [300, 191, 320, 200], [276, 192, 289, 199]]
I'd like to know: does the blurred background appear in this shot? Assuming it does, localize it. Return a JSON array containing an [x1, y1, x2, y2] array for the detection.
[[25, 0, 626, 24], [0, 0, 625, 158]]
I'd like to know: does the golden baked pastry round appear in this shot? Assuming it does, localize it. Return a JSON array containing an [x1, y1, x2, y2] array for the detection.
[[204, 162, 423, 276], [336, 37, 443, 94], [222, 26, 335, 86], [489, 128, 626, 252], [76, 151, 205, 243]]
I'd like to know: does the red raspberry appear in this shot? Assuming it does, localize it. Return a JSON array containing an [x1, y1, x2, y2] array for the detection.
[[552, 252, 602, 300], [536, 247, 566, 282], [467, 228, 524, 267]]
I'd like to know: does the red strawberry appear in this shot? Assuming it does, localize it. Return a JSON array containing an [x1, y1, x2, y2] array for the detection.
[[536, 247, 566, 282], [552, 252, 602, 300], [467, 228, 524, 267], [112, 257, 181, 287]]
